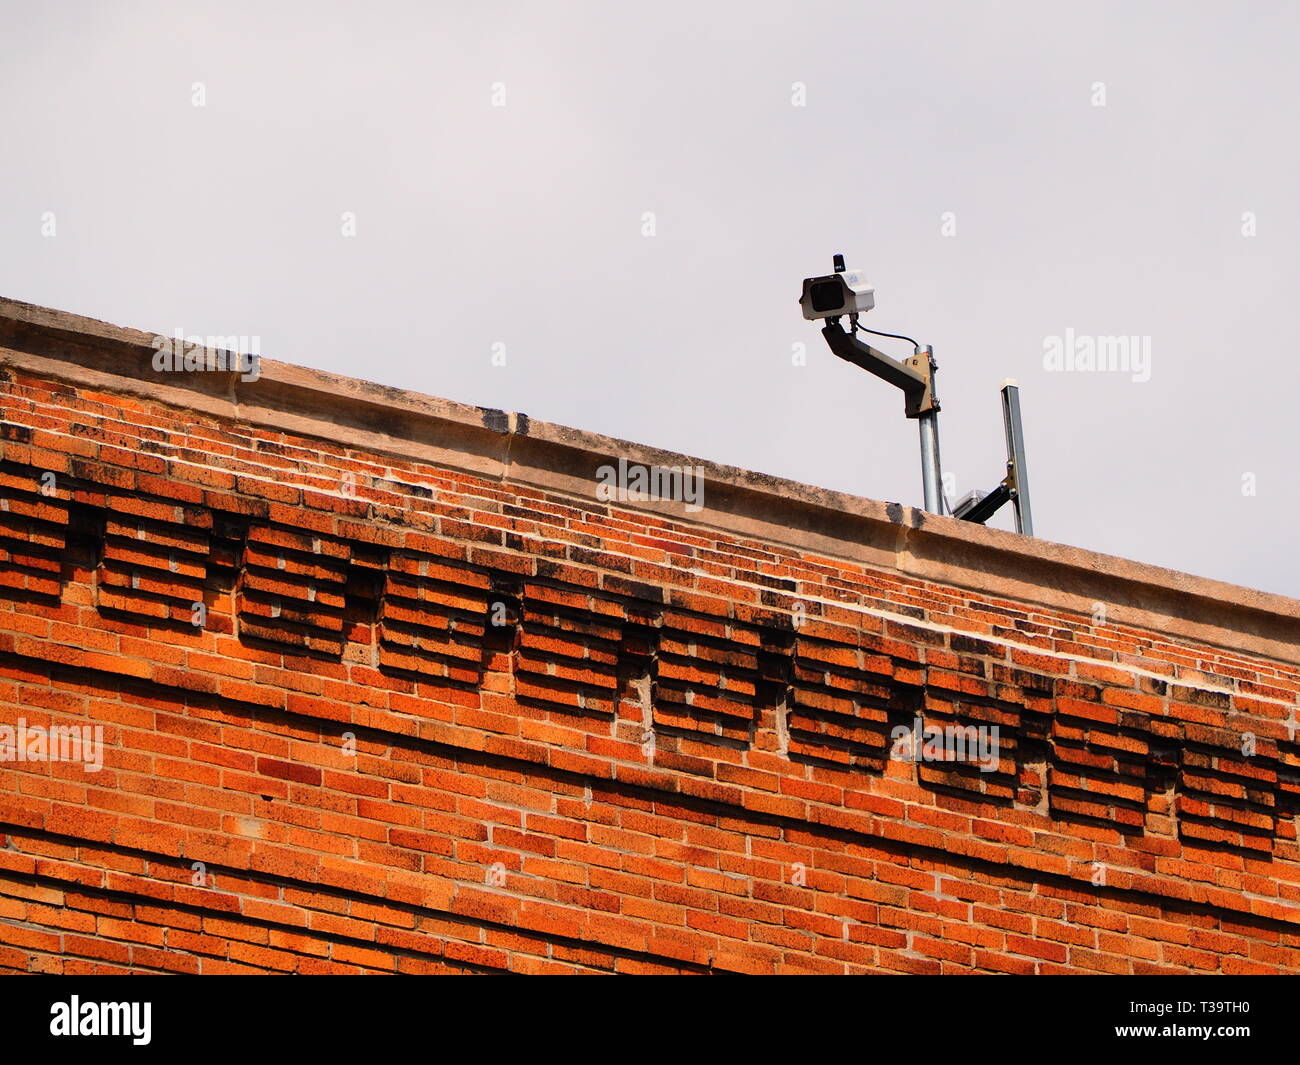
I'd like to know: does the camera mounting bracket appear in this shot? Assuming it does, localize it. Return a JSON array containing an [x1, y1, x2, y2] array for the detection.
[[819, 319, 937, 418]]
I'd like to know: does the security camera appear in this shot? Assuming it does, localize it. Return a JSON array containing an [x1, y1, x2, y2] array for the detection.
[[799, 264, 875, 321]]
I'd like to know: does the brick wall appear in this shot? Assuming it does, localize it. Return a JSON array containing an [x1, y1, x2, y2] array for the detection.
[[1, 299, 1298, 974]]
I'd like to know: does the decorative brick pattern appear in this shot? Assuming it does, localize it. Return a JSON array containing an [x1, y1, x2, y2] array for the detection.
[[238, 526, 350, 655], [99, 512, 209, 622], [0, 466, 68, 601]]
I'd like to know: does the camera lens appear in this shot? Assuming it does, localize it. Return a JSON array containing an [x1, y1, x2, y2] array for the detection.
[[810, 279, 845, 313]]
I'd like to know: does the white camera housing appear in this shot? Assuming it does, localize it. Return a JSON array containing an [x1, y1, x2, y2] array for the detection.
[[799, 269, 875, 321]]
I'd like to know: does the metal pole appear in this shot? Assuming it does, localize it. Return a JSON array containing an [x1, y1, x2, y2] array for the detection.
[[1000, 380, 1033, 536], [917, 345, 943, 515], [918, 413, 943, 514]]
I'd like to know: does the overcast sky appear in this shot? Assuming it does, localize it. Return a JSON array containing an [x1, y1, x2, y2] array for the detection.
[[3, 1, 1297, 598]]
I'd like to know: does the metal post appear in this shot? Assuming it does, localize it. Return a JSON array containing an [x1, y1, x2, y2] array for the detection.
[[917, 345, 943, 515], [918, 413, 943, 514], [1000, 380, 1033, 536]]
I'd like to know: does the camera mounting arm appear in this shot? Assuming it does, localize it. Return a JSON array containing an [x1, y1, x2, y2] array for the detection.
[[820, 319, 938, 419], [819, 317, 946, 514]]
